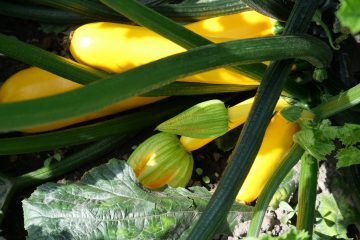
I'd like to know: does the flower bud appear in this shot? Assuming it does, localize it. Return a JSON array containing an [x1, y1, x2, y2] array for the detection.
[[156, 99, 228, 138], [128, 133, 193, 189]]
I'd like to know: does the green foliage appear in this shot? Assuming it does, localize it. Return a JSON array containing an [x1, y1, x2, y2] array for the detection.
[[294, 121, 360, 167], [337, 146, 360, 168], [314, 193, 359, 239], [278, 201, 296, 224], [244, 228, 309, 240], [23, 160, 253, 239], [336, 0, 360, 34], [280, 106, 303, 122], [43, 152, 62, 167]]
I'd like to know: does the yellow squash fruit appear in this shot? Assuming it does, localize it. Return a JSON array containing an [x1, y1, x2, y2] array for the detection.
[[180, 97, 289, 152], [127, 132, 194, 189], [0, 67, 164, 133], [70, 10, 275, 85], [236, 112, 299, 203]]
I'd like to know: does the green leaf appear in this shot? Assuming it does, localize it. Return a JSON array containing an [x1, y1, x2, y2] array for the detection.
[[336, 0, 360, 34], [23, 160, 252, 239], [314, 193, 356, 239], [336, 123, 360, 146], [280, 106, 303, 122], [336, 146, 360, 168], [279, 201, 294, 212], [293, 128, 335, 161], [244, 228, 309, 240], [294, 121, 360, 166], [156, 99, 228, 138]]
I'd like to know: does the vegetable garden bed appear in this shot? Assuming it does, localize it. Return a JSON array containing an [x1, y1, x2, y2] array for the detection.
[[0, 0, 360, 239]]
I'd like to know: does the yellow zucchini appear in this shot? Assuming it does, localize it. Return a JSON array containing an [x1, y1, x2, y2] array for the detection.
[[70, 10, 274, 85], [236, 112, 299, 203], [0, 67, 164, 133]]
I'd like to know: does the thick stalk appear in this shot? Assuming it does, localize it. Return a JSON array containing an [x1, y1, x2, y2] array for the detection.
[[241, 0, 292, 21], [0, 0, 90, 23], [248, 144, 304, 236], [0, 95, 219, 155], [296, 153, 319, 237], [0, 36, 331, 132], [187, 1, 319, 238], [312, 83, 360, 119], [12, 137, 123, 189]]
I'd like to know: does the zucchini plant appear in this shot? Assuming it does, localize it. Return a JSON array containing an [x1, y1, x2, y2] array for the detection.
[[0, 0, 359, 239]]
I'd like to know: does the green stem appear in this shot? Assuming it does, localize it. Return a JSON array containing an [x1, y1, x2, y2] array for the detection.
[[296, 153, 319, 237], [187, 1, 320, 238], [0, 0, 90, 23], [29, 0, 127, 22], [241, 0, 292, 21], [0, 96, 213, 155], [12, 137, 123, 189], [313, 10, 340, 50], [248, 144, 304, 237], [0, 33, 107, 84], [0, 35, 331, 132], [312, 83, 360, 119]]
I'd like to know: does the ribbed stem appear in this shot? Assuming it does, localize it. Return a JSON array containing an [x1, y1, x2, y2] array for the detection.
[[12, 137, 122, 189], [312, 83, 360, 119], [0, 0, 90, 23], [187, 0, 320, 238], [241, 0, 292, 21], [296, 153, 319, 237]]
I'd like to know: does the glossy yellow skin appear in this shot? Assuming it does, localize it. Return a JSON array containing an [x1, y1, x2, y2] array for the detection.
[[180, 97, 289, 152], [236, 112, 299, 203], [70, 11, 274, 85], [0, 67, 164, 132]]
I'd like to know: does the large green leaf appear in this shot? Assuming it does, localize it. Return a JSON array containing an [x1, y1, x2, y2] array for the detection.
[[23, 160, 253, 239]]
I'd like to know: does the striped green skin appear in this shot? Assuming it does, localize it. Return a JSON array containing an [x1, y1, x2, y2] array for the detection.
[[24, 0, 249, 22], [0, 0, 90, 23]]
